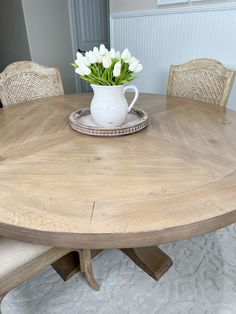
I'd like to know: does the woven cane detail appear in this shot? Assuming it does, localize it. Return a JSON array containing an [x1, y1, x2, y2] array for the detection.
[[171, 70, 226, 105], [6, 72, 61, 104], [167, 59, 235, 107], [0, 62, 64, 106]]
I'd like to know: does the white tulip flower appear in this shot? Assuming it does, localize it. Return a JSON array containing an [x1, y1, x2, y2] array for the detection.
[[93, 47, 102, 63], [83, 56, 91, 67], [75, 67, 85, 76], [129, 60, 140, 72], [75, 58, 84, 67], [133, 63, 143, 73], [99, 44, 108, 56], [76, 65, 91, 76], [121, 48, 131, 63], [110, 48, 116, 59], [82, 65, 92, 75], [73, 46, 142, 84], [93, 46, 99, 54], [116, 50, 121, 58], [75, 56, 90, 67], [102, 55, 112, 69], [85, 51, 97, 64], [113, 61, 121, 77], [128, 57, 138, 65], [76, 51, 84, 61], [75, 59, 82, 67]]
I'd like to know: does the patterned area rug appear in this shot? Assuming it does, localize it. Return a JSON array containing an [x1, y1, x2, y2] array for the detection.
[[2, 224, 236, 314]]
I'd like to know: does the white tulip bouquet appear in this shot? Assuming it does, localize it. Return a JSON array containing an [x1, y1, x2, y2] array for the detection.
[[71, 44, 143, 86]]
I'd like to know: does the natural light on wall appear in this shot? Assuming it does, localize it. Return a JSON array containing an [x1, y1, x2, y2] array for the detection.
[[158, 0, 236, 8]]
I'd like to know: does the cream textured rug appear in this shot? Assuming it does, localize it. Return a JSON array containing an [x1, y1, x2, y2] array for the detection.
[[2, 224, 236, 314]]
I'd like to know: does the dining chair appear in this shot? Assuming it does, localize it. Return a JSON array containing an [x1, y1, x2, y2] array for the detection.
[[167, 58, 235, 107], [0, 61, 100, 312], [0, 61, 64, 106], [0, 242, 99, 312], [0, 237, 71, 313]]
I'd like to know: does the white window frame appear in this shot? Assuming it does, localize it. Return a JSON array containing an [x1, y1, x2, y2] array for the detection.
[[158, 0, 188, 4], [157, 0, 236, 7]]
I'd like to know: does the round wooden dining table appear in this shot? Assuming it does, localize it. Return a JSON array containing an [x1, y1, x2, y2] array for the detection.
[[0, 93, 236, 289]]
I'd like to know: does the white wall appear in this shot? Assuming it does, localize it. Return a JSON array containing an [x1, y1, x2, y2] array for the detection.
[[110, 6, 236, 111], [22, 0, 75, 93], [110, 0, 156, 13]]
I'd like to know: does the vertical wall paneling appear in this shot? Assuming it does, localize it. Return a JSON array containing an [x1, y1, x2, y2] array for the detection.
[[69, 0, 110, 92], [74, 0, 110, 51], [110, 7, 236, 110]]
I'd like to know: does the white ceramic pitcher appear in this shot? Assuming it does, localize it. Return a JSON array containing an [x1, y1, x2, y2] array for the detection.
[[90, 84, 139, 127]]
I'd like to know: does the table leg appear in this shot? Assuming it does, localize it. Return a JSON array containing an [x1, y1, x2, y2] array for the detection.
[[52, 247, 171, 289], [78, 249, 100, 291], [51, 250, 101, 282], [121, 246, 173, 281], [51, 252, 80, 281]]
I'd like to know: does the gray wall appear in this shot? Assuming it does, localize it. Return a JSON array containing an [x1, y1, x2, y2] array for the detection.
[[110, 0, 157, 13], [0, 0, 31, 71], [22, 0, 76, 93]]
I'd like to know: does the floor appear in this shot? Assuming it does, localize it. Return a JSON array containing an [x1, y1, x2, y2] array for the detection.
[[2, 224, 236, 314]]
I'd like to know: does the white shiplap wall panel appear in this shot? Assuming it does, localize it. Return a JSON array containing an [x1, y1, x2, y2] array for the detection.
[[110, 8, 236, 110]]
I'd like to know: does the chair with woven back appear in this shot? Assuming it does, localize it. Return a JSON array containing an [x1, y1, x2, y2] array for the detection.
[[167, 58, 235, 107], [0, 61, 70, 313], [0, 61, 64, 106], [0, 62, 100, 313]]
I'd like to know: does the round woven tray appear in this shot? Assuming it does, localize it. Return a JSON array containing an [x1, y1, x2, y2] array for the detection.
[[69, 107, 149, 137]]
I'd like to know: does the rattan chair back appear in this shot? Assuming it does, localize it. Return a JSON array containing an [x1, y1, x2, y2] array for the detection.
[[0, 61, 64, 106], [167, 59, 235, 107]]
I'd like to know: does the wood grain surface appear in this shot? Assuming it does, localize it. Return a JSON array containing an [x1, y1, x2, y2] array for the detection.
[[0, 93, 236, 249]]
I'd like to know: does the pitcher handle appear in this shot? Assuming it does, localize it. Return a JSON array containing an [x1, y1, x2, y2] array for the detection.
[[123, 85, 139, 113]]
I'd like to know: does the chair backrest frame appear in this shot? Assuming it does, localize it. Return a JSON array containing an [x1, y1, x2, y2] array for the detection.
[[0, 61, 64, 107], [167, 58, 235, 107]]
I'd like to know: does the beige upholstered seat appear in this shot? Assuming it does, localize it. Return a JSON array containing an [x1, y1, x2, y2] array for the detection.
[[167, 58, 235, 107], [0, 61, 64, 106], [0, 237, 50, 278], [0, 237, 70, 312]]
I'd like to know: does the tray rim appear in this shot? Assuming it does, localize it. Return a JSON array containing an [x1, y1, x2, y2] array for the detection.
[[69, 107, 149, 136]]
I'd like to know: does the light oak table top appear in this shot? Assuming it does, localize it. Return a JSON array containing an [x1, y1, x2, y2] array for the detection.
[[0, 93, 236, 249]]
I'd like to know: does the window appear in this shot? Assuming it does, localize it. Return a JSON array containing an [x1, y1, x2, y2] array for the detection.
[[158, 0, 236, 8], [158, 0, 188, 4]]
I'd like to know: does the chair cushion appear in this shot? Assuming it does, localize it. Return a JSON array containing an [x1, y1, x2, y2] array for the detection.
[[0, 237, 51, 278]]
